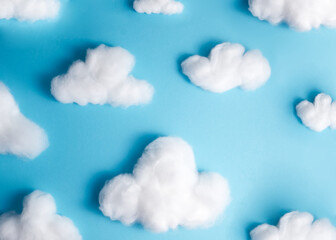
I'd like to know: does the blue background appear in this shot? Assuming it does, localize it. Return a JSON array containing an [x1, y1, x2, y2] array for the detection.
[[1, 0, 336, 239]]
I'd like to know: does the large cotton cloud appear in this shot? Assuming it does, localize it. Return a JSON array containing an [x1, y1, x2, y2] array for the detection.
[[296, 93, 336, 132], [249, 0, 336, 31], [0, 82, 48, 159], [99, 137, 230, 233], [181, 42, 271, 93], [250, 211, 336, 240], [51, 45, 154, 107], [0, 0, 60, 22], [133, 0, 183, 15], [0, 191, 82, 240]]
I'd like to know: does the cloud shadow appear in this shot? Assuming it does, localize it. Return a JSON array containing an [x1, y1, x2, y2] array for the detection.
[[37, 41, 100, 101], [86, 133, 162, 216], [245, 208, 291, 239], [292, 89, 321, 124], [0, 189, 34, 215], [235, 0, 250, 16], [177, 39, 223, 84]]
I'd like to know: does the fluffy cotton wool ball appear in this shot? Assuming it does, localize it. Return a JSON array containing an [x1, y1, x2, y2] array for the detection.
[[181, 42, 271, 93], [51, 44, 154, 107], [0, 82, 48, 159], [296, 93, 336, 132], [99, 137, 230, 233], [251, 211, 336, 240], [0, 191, 82, 240], [249, 0, 336, 31], [133, 0, 183, 15], [0, 0, 60, 21]]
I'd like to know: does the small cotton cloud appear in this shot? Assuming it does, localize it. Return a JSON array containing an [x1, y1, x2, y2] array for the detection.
[[0, 82, 48, 159], [0, 0, 60, 22], [296, 93, 336, 132], [248, 0, 336, 31], [133, 0, 183, 15], [250, 211, 336, 240], [0, 191, 82, 240], [181, 42, 271, 93], [99, 137, 230, 233], [51, 45, 154, 107]]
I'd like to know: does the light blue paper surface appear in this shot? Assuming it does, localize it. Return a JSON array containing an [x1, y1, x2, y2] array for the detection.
[[1, 0, 336, 239]]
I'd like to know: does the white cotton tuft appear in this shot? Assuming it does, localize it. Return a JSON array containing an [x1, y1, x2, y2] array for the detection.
[[0, 82, 48, 159], [99, 137, 231, 233], [51, 45, 154, 108], [133, 0, 183, 15], [250, 211, 336, 240], [181, 42, 271, 93], [296, 93, 336, 132], [0, 0, 60, 22], [0, 191, 82, 240], [248, 0, 336, 31]]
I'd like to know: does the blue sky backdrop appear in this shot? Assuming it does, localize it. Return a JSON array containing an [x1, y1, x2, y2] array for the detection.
[[1, 0, 336, 239]]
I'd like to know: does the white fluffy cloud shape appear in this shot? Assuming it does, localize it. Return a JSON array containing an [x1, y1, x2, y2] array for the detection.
[[0, 0, 60, 22], [250, 211, 336, 240], [181, 42, 271, 93], [248, 0, 336, 31], [296, 93, 336, 132], [133, 0, 183, 15], [0, 191, 82, 240], [51, 45, 154, 107], [99, 137, 231, 233], [0, 82, 48, 159]]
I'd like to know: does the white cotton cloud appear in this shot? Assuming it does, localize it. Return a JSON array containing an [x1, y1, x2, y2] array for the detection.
[[99, 137, 230, 233], [248, 0, 336, 31], [250, 211, 336, 240], [296, 93, 336, 132], [0, 191, 82, 240], [133, 0, 183, 15], [0, 0, 60, 22], [51, 45, 154, 108], [181, 42, 271, 93], [0, 82, 48, 159]]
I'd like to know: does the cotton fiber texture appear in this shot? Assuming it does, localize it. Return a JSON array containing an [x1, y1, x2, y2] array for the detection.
[[133, 0, 183, 14], [251, 211, 336, 240], [296, 93, 336, 132], [0, 0, 60, 21], [0, 82, 48, 159], [51, 45, 154, 107], [99, 137, 231, 233], [249, 0, 336, 31], [181, 42, 271, 93], [0, 191, 82, 240]]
